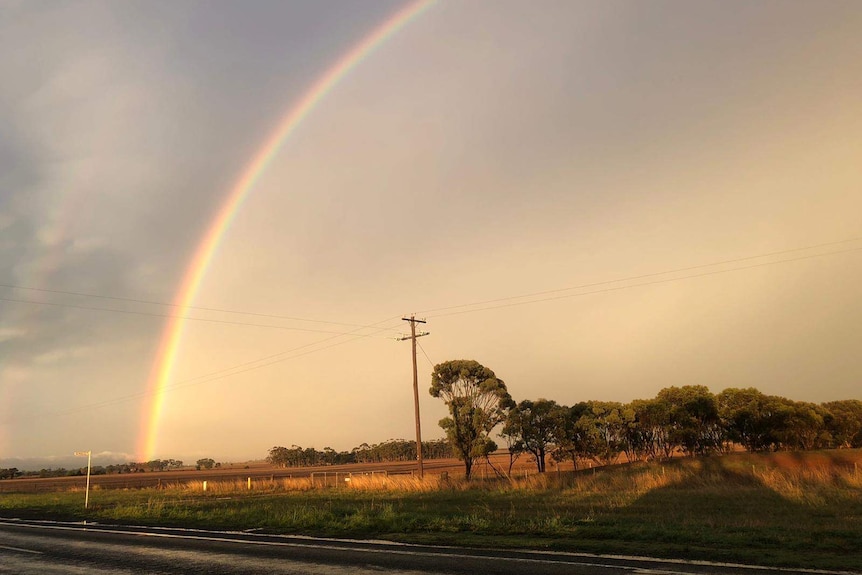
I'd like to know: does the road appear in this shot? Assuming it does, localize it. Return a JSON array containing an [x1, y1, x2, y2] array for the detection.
[[0, 518, 837, 575]]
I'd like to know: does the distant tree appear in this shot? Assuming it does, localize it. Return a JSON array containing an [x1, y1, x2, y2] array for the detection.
[[196, 458, 216, 470], [0, 468, 20, 480], [823, 399, 862, 448], [551, 402, 594, 469], [775, 400, 832, 451], [582, 400, 629, 465], [144, 459, 170, 472], [627, 398, 673, 460], [430, 359, 514, 480], [717, 388, 788, 452], [657, 386, 722, 456], [503, 399, 562, 473], [323, 447, 337, 465], [266, 447, 290, 468]]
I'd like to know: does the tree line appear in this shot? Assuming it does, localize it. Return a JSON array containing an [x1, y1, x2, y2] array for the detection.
[[266, 439, 454, 468], [429, 359, 862, 479], [0, 458, 226, 480]]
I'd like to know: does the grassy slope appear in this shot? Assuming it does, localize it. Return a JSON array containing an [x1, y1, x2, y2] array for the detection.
[[2, 450, 860, 571]]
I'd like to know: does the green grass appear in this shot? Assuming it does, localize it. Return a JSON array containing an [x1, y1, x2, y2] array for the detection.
[[2, 450, 861, 571]]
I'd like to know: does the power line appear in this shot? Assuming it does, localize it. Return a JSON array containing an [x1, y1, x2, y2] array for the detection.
[[427, 246, 862, 319], [0, 317, 404, 426], [0, 282, 400, 332], [416, 339, 435, 368], [0, 294, 397, 337], [6, 238, 859, 425], [417, 236, 862, 316]]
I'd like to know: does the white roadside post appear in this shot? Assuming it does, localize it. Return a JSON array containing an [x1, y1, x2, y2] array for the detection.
[[74, 450, 92, 509]]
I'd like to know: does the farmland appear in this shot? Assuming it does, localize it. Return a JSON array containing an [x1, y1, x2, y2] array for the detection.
[[0, 456, 491, 493]]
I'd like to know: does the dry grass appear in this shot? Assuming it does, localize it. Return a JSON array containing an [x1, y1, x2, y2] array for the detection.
[[68, 451, 859, 502], [4, 449, 861, 571]]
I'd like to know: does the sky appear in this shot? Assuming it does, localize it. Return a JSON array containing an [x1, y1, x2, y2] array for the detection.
[[1, 0, 860, 470]]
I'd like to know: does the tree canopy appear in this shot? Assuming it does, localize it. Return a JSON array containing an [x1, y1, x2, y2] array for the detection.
[[430, 359, 514, 479]]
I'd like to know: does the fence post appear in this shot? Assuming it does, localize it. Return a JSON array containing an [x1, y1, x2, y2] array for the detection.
[[247, 477, 251, 490], [203, 480, 207, 492]]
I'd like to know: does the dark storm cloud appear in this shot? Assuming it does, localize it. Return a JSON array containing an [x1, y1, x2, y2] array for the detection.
[[0, 0, 417, 455]]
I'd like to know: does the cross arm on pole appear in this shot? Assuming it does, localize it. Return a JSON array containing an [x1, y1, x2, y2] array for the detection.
[[398, 331, 429, 341]]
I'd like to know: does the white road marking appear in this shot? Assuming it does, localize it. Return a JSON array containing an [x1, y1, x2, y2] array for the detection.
[[0, 544, 44, 554], [0, 519, 852, 575]]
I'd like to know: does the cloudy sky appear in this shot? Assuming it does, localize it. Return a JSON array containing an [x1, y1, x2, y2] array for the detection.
[[1, 0, 860, 468]]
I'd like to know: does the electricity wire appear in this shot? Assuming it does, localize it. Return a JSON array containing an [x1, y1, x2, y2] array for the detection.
[[426, 245, 862, 318], [0, 281, 399, 331], [418, 236, 862, 316], [416, 340, 435, 369], [0, 294, 397, 337], [5, 237, 860, 424], [0, 317, 403, 425]]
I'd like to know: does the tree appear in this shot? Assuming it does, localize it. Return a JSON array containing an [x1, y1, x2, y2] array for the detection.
[[0, 468, 20, 480], [266, 447, 290, 468], [196, 458, 216, 470], [717, 388, 786, 452], [503, 399, 562, 473], [823, 399, 862, 448], [430, 359, 514, 480], [775, 400, 831, 450], [551, 402, 594, 469], [145, 459, 169, 472], [582, 400, 629, 465], [657, 386, 722, 456], [629, 398, 674, 460]]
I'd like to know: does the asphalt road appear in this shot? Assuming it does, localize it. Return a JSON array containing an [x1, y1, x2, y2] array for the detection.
[[0, 518, 838, 575]]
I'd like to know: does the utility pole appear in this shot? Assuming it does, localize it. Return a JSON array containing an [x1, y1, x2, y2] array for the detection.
[[400, 315, 428, 478]]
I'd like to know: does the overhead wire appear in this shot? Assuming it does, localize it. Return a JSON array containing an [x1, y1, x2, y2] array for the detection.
[[0, 294, 398, 337], [0, 316, 404, 425], [0, 282, 401, 332], [417, 236, 862, 316], [416, 340, 435, 369], [5, 237, 859, 424], [426, 245, 862, 318]]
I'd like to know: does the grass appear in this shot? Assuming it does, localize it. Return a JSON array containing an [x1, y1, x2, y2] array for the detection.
[[2, 450, 861, 571]]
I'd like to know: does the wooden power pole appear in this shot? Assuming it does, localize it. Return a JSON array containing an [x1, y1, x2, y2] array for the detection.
[[400, 316, 428, 478]]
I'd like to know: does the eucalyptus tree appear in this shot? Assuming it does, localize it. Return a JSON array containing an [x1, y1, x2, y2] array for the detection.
[[503, 399, 562, 473], [628, 398, 674, 460], [775, 399, 832, 450], [551, 402, 594, 469], [578, 400, 630, 465], [429, 359, 514, 480], [656, 385, 723, 456], [823, 399, 862, 448], [717, 388, 788, 452]]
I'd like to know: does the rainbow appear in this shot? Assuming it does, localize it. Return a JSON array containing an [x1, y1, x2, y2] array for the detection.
[[137, 0, 435, 460]]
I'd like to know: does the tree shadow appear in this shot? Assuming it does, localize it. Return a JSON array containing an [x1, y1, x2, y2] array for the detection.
[[587, 454, 861, 569]]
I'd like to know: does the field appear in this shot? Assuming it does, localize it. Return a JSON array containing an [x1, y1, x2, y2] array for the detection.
[[2, 450, 861, 571]]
